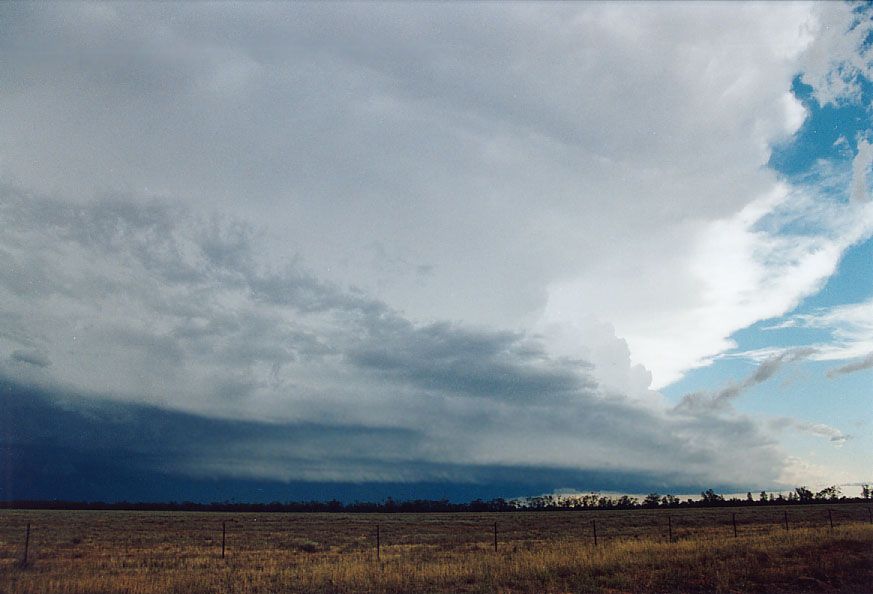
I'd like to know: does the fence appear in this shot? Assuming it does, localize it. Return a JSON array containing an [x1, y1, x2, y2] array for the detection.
[[1, 504, 871, 567]]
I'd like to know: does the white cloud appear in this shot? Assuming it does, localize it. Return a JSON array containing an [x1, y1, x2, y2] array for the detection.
[[778, 456, 856, 490], [0, 3, 833, 346], [546, 175, 873, 387], [770, 298, 873, 363], [770, 417, 851, 447], [799, 1, 873, 106]]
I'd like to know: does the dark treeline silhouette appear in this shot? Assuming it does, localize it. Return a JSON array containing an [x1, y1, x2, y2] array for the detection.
[[1, 485, 869, 513]]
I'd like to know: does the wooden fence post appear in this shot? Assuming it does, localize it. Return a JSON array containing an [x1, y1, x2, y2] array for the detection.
[[668, 515, 673, 543], [376, 524, 381, 561], [732, 513, 737, 538], [493, 521, 497, 552], [21, 522, 30, 567], [828, 509, 834, 532], [221, 521, 226, 559], [783, 510, 789, 531], [592, 519, 597, 547], [867, 507, 872, 525]]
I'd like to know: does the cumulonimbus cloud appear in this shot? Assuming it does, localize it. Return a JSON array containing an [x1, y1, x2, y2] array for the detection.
[[0, 189, 789, 489], [1, 2, 871, 495]]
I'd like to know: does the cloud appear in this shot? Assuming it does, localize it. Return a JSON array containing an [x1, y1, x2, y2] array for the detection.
[[540, 5, 873, 388], [1, 2, 871, 493], [797, 423, 851, 447], [769, 417, 851, 447], [5, 381, 767, 501], [0, 2, 867, 392], [851, 137, 873, 203], [761, 297, 873, 364], [798, 2, 873, 106], [676, 348, 815, 412], [9, 349, 51, 368], [827, 352, 873, 378], [0, 190, 790, 489], [346, 321, 589, 403]]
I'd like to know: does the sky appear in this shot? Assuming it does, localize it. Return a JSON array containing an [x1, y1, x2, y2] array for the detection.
[[1, 1, 871, 503]]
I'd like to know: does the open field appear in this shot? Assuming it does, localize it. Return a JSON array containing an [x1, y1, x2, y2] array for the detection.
[[1, 505, 872, 593]]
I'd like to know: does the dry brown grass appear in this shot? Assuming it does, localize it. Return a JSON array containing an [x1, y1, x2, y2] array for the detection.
[[0, 506, 871, 593]]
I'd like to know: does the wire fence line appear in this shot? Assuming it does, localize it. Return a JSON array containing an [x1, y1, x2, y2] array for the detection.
[[1, 505, 871, 567]]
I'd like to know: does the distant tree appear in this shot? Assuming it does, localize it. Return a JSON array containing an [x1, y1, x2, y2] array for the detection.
[[700, 489, 724, 505], [643, 493, 661, 508], [583, 494, 600, 508], [815, 485, 841, 501], [617, 495, 638, 509], [795, 486, 814, 502], [746, 492, 754, 503], [661, 494, 679, 507], [862, 484, 871, 500], [384, 497, 396, 513]]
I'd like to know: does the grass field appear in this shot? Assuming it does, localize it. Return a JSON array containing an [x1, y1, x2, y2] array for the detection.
[[1, 504, 871, 593]]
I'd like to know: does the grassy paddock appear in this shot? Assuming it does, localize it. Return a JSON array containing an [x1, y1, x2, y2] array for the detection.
[[0, 505, 871, 593]]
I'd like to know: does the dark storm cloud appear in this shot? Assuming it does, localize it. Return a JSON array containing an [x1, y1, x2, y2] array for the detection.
[[0, 187, 791, 490], [347, 321, 590, 402], [0, 380, 767, 502]]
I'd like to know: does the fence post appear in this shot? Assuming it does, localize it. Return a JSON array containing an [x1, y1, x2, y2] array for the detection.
[[493, 521, 498, 552], [783, 510, 789, 531], [732, 512, 737, 538], [828, 509, 834, 532], [21, 522, 30, 567], [592, 519, 597, 547], [668, 515, 673, 543], [376, 524, 381, 561], [868, 507, 872, 525], [221, 521, 226, 559]]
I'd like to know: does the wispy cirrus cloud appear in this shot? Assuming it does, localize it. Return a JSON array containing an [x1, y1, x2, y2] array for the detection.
[[769, 417, 851, 447], [743, 297, 873, 369]]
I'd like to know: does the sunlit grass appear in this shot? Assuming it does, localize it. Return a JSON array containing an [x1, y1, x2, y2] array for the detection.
[[1, 508, 871, 593]]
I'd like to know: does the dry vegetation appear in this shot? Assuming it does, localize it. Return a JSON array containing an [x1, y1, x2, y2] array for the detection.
[[1, 505, 871, 593]]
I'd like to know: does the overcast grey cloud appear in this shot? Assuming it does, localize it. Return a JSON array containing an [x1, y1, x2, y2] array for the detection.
[[3, 1, 871, 389], [9, 349, 51, 368], [0, 188, 787, 487], [1, 2, 871, 496]]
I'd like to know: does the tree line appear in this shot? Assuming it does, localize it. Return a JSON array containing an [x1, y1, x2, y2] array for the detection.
[[0, 485, 868, 513]]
